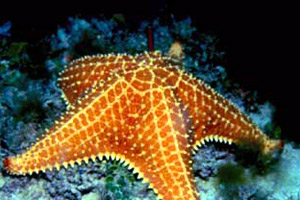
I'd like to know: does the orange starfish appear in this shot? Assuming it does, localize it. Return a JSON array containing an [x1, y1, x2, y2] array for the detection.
[[3, 42, 283, 200]]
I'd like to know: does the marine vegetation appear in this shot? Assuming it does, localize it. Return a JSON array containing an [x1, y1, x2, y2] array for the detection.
[[0, 16, 297, 200]]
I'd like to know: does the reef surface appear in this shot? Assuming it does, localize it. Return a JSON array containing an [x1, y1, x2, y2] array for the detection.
[[0, 17, 298, 200]]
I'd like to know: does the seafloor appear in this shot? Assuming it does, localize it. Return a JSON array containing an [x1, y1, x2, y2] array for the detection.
[[0, 17, 299, 200]]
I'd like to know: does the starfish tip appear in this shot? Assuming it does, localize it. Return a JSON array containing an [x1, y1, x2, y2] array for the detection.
[[262, 138, 285, 156], [3, 157, 10, 171]]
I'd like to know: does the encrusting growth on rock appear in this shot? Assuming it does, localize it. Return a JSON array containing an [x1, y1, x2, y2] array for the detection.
[[3, 41, 283, 200]]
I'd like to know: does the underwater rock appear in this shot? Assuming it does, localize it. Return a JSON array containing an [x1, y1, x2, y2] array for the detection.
[[0, 173, 5, 188], [0, 16, 289, 200], [193, 145, 235, 180], [82, 191, 101, 200]]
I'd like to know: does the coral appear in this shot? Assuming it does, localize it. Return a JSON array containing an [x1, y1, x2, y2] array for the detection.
[[41, 160, 155, 200], [0, 176, 51, 200], [4, 43, 283, 199], [0, 78, 64, 154], [193, 144, 234, 180], [0, 16, 289, 200]]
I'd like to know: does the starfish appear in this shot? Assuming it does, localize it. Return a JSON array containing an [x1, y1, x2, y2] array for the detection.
[[3, 42, 283, 200]]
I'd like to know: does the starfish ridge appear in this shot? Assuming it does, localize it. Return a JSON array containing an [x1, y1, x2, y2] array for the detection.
[[3, 43, 282, 200]]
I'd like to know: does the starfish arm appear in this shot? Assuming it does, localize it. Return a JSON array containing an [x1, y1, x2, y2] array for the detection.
[[148, 66, 282, 155], [58, 54, 135, 106], [166, 69, 282, 155], [4, 67, 199, 200], [58, 52, 165, 107]]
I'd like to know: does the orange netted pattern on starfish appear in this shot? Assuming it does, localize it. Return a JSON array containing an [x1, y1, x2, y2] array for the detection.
[[4, 45, 282, 200], [58, 52, 166, 106], [5, 66, 198, 199]]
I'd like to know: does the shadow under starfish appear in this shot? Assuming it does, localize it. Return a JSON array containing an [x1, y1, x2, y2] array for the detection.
[[3, 42, 283, 200]]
